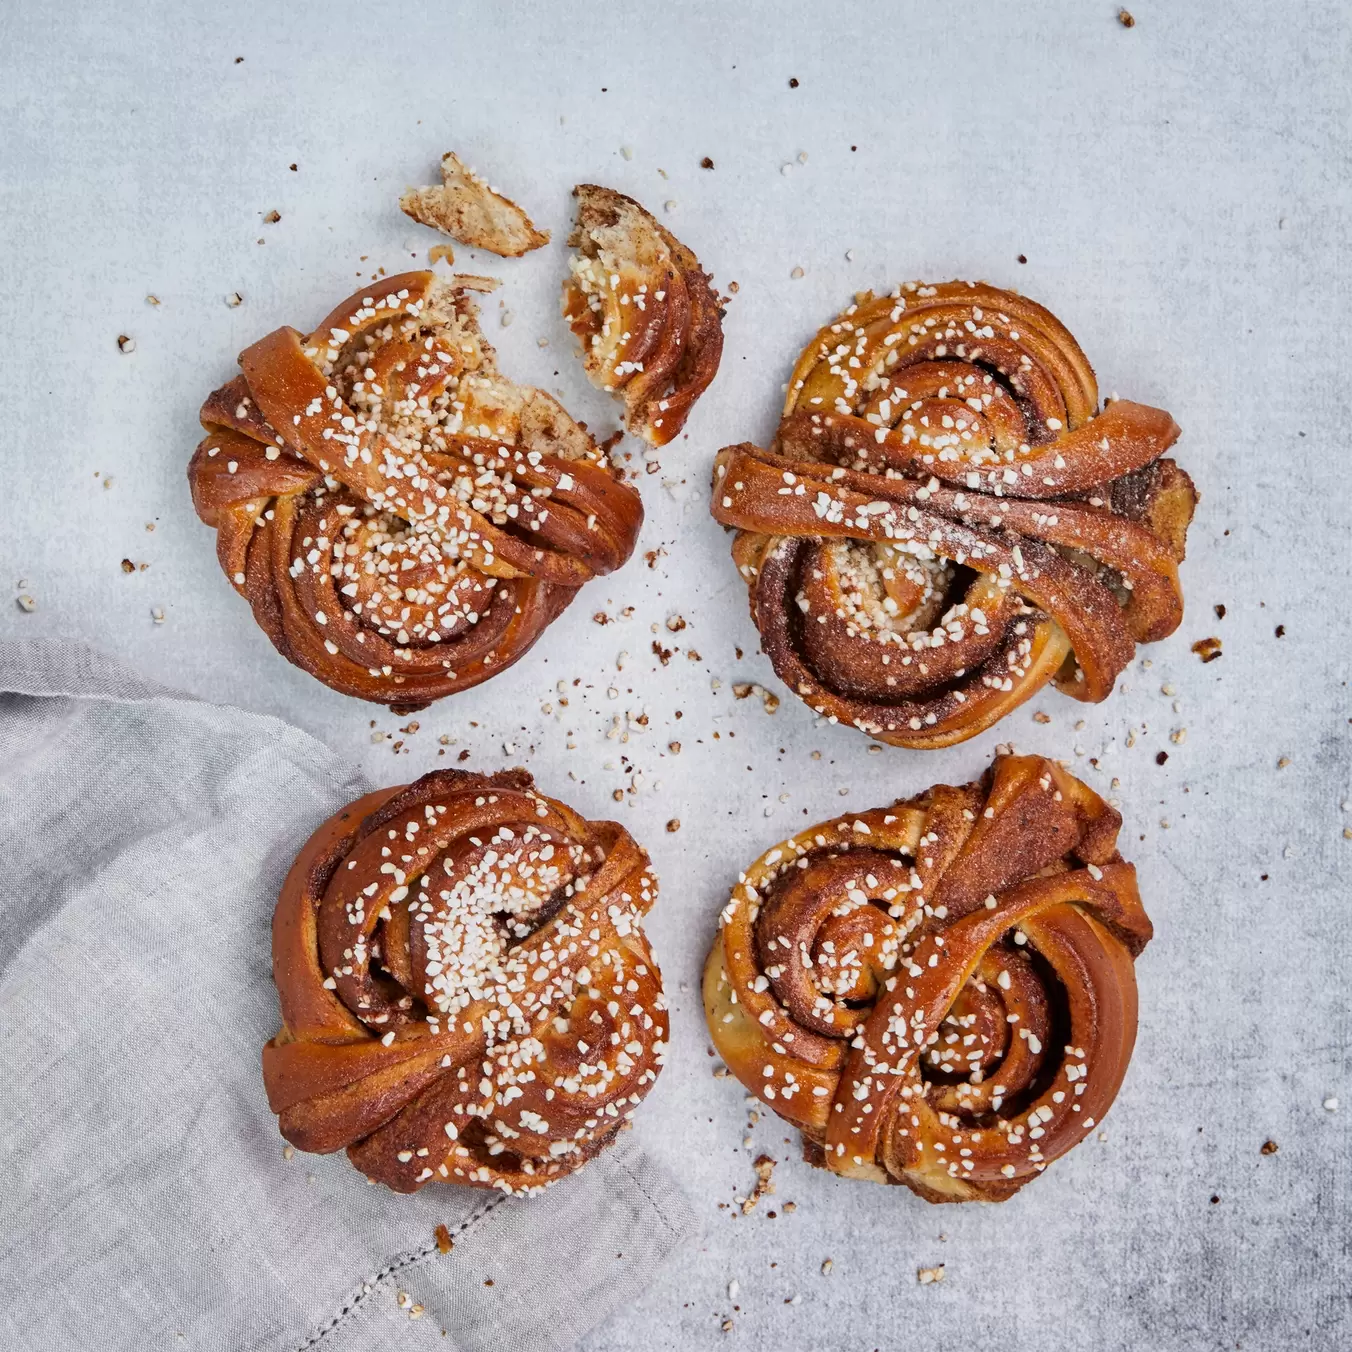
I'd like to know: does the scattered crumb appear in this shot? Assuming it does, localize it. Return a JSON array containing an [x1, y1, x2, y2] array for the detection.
[[701, 156, 715, 169], [788, 77, 799, 88], [145, 294, 160, 307], [666, 819, 681, 833], [732, 682, 780, 714], [1191, 636, 1222, 663], [1156, 751, 1169, 765], [434, 1223, 454, 1254], [264, 209, 281, 223], [16, 593, 37, 613], [1277, 756, 1291, 769], [1324, 1097, 1340, 1112], [918, 1264, 946, 1285], [668, 741, 681, 754], [742, 1155, 776, 1213], [1260, 1139, 1279, 1155], [820, 1258, 833, 1276], [790, 266, 805, 279], [225, 291, 243, 307], [117, 334, 136, 353], [1214, 604, 1227, 619], [1118, 8, 1135, 27], [429, 243, 455, 265]]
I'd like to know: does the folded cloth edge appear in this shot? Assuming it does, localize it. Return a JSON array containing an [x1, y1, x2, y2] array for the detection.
[[0, 637, 357, 782]]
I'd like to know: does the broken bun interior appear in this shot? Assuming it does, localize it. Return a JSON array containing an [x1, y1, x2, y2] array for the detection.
[[401, 152, 550, 258]]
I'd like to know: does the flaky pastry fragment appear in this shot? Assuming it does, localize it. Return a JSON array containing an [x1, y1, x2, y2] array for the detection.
[[563, 184, 724, 446], [400, 152, 550, 258]]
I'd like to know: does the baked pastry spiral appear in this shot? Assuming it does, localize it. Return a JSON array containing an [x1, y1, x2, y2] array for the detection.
[[264, 769, 667, 1196], [711, 280, 1197, 747], [703, 754, 1151, 1202], [564, 184, 724, 445], [189, 271, 643, 712]]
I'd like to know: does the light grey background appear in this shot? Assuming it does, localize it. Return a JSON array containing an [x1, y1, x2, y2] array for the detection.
[[2, 2, 1349, 1349]]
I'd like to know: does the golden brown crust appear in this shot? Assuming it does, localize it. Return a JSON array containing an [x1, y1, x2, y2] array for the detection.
[[188, 271, 643, 711], [563, 184, 723, 446], [264, 769, 667, 1196], [704, 754, 1151, 1203], [710, 280, 1197, 747], [400, 152, 550, 257]]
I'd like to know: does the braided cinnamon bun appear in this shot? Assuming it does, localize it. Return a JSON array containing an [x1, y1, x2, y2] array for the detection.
[[264, 769, 667, 1196], [711, 281, 1197, 747], [704, 754, 1151, 1202], [563, 184, 724, 445], [189, 271, 643, 712]]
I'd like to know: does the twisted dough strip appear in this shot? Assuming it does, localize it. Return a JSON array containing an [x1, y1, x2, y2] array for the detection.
[[711, 280, 1197, 747], [189, 271, 643, 712], [264, 769, 667, 1196], [704, 754, 1152, 1203]]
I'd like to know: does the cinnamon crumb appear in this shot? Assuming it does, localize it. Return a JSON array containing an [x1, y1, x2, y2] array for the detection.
[[742, 1155, 776, 1213]]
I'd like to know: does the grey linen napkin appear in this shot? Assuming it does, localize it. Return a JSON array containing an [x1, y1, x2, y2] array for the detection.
[[0, 638, 694, 1352]]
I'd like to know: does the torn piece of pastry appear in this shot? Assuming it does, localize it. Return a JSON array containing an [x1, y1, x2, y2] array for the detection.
[[400, 151, 550, 257], [563, 184, 724, 446], [188, 271, 643, 712]]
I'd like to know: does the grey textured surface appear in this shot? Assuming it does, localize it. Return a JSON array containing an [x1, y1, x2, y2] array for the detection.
[[2, 1, 1349, 1348]]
